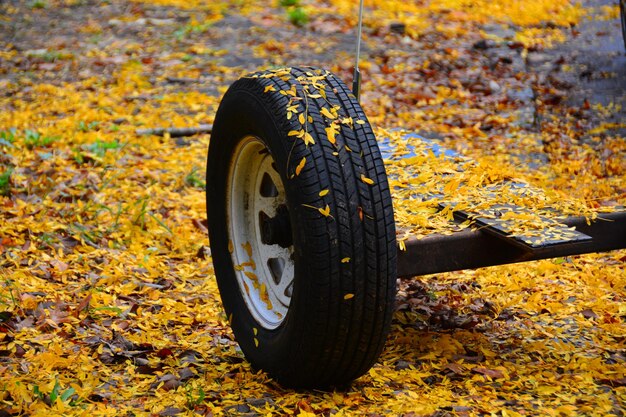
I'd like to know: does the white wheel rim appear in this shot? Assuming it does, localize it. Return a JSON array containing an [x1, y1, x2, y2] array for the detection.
[[227, 136, 294, 329]]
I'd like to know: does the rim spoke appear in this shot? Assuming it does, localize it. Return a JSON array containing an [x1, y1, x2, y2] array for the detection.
[[256, 159, 284, 217], [267, 257, 286, 285], [275, 256, 295, 299], [256, 195, 279, 218], [262, 159, 285, 198], [258, 243, 293, 306]]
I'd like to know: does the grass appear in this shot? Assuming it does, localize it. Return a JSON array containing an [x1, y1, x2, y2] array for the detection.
[[24, 129, 56, 149], [0, 167, 13, 197], [85, 139, 119, 157], [185, 166, 206, 188], [278, 0, 308, 26], [287, 7, 308, 26], [29, 0, 47, 9], [74, 140, 121, 164], [77, 120, 100, 132], [0, 129, 16, 147]]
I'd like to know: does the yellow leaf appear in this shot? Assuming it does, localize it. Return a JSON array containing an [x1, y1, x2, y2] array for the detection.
[[301, 203, 331, 219], [341, 117, 353, 126], [288, 129, 303, 137], [244, 271, 258, 281], [319, 189, 329, 197], [320, 107, 336, 120], [319, 204, 331, 217], [341, 257, 350, 263], [241, 260, 256, 270], [537, 385, 560, 395], [480, 347, 497, 358], [303, 131, 315, 146], [254, 337, 259, 347], [419, 351, 438, 360], [344, 293, 354, 300], [295, 157, 306, 176], [264, 85, 276, 93], [242, 241, 252, 258], [280, 85, 297, 97], [355, 119, 365, 125], [253, 327, 258, 335], [325, 124, 339, 145], [298, 113, 305, 124], [361, 174, 374, 185]]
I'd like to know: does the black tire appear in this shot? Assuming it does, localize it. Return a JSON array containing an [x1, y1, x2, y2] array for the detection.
[[206, 67, 397, 389]]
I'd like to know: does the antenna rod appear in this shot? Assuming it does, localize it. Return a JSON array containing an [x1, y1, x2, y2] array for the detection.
[[352, 0, 364, 102]]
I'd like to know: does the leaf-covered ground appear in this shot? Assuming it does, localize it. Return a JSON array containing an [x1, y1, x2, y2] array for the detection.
[[0, 0, 625, 415]]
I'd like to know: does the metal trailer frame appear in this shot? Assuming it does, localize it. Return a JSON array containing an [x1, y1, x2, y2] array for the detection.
[[398, 211, 626, 278]]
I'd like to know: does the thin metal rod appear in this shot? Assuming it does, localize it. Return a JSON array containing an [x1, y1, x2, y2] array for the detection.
[[352, 0, 364, 101]]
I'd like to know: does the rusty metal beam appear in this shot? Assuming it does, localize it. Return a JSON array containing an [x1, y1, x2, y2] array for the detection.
[[397, 211, 626, 278]]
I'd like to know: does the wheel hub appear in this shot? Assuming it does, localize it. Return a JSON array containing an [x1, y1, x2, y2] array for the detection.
[[260, 205, 293, 248]]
